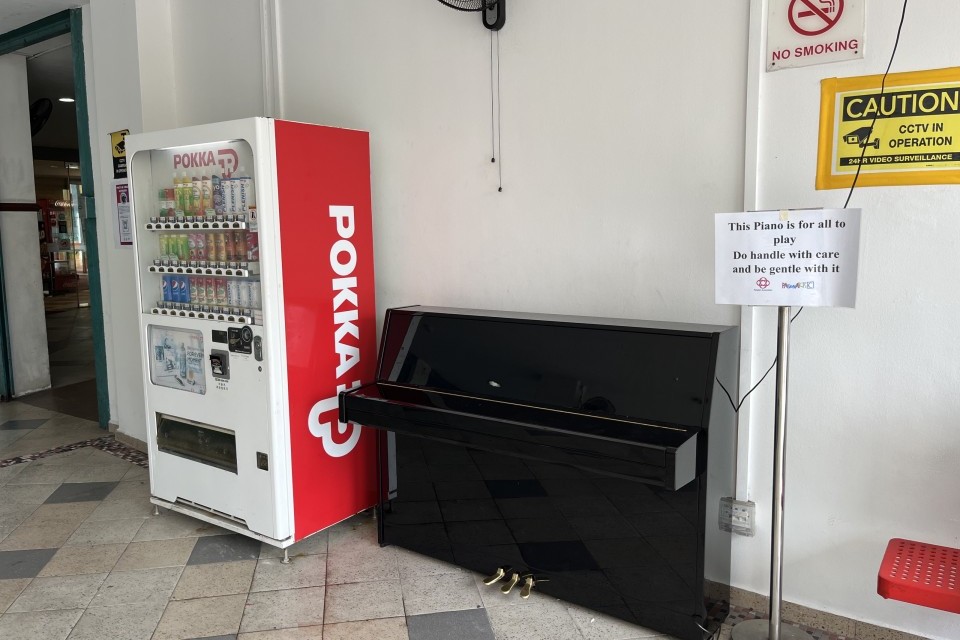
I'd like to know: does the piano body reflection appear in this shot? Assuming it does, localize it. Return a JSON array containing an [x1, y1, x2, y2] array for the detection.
[[340, 306, 738, 639]]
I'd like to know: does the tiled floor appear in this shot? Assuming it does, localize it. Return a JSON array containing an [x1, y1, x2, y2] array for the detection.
[[0, 398, 858, 640]]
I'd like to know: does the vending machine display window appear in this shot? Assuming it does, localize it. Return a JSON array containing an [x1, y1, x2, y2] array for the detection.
[[148, 326, 206, 394], [156, 414, 237, 473]]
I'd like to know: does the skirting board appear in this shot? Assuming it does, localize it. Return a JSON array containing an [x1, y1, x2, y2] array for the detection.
[[110, 423, 148, 454], [726, 585, 932, 640]]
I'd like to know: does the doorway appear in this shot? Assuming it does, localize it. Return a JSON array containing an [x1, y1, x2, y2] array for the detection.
[[0, 10, 109, 427]]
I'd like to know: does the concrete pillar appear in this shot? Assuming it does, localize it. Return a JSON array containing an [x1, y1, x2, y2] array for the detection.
[[0, 54, 52, 396]]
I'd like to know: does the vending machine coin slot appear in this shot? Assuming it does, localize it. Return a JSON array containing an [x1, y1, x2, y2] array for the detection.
[[209, 349, 230, 379]]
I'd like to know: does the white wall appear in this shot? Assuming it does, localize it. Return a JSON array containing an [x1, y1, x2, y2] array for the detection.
[[741, 1, 960, 638], [0, 54, 51, 396], [279, 0, 748, 327]]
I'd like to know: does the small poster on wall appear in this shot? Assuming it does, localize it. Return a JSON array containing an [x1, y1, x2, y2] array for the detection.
[[112, 179, 132, 248], [110, 129, 129, 179], [715, 208, 861, 307]]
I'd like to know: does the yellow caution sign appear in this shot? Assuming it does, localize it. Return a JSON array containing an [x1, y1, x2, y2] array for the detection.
[[817, 67, 960, 189], [110, 128, 130, 179]]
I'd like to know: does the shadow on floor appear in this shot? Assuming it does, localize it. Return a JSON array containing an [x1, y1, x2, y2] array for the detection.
[[16, 379, 99, 422]]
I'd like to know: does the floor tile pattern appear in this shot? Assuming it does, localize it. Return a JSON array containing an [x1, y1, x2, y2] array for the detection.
[[0, 399, 889, 639]]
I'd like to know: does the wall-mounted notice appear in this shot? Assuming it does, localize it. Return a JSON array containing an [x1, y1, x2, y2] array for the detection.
[[715, 209, 861, 307], [767, 0, 864, 71], [818, 67, 960, 189], [112, 179, 132, 248]]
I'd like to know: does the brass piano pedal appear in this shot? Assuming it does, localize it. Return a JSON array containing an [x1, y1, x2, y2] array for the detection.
[[483, 566, 511, 586], [519, 574, 549, 599], [500, 571, 521, 594]]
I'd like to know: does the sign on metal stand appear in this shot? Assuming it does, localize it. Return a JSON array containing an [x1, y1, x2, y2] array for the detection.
[[715, 208, 861, 640]]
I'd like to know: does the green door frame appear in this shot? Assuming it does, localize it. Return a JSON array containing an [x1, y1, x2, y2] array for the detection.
[[0, 9, 111, 428]]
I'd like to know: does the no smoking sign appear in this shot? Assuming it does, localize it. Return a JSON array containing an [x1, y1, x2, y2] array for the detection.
[[767, 0, 863, 71], [789, 0, 843, 36]]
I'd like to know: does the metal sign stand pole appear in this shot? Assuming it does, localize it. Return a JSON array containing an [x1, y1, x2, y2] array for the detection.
[[732, 306, 807, 640]]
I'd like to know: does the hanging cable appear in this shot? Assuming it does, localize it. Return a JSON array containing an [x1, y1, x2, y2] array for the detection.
[[495, 29, 503, 192], [490, 30, 496, 165], [721, 0, 910, 414]]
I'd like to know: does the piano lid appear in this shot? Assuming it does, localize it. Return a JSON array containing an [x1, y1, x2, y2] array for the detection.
[[376, 306, 729, 430]]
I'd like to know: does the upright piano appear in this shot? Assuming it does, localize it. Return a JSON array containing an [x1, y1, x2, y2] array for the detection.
[[340, 306, 738, 639]]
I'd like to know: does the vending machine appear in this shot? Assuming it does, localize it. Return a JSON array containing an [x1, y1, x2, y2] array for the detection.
[[127, 118, 378, 547]]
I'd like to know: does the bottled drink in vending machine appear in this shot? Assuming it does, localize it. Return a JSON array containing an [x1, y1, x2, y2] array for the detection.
[[238, 280, 251, 308], [214, 233, 227, 264], [187, 234, 197, 261], [190, 176, 202, 215], [200, 175, 212, 214], [158, 235, 170, 260], [178, 234, 191, 262], [248, 279, 261, 309], [233, 231, 247, 261], [245, 231, 259, 262], [189, 276, 199, 304], [227, 280, 240, 308], [224, 232, 236, 263]]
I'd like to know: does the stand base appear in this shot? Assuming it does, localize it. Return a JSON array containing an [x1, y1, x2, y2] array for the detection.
[[731, 618, 811, 640]]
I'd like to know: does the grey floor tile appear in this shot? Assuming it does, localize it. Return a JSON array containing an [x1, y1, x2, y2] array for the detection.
[[0, 548, 57, 579], [113, 537, 197, 571], [6, 462, 80, 485], [401, 571, 483, 616], [173, 560, 257, 600], [0, 419, 48, 431], [64, 464, 131, 483], [0, 483, 60, 505], [90, 565, 183, 607], [486, 598, 583, 640], [0, 464, 29, 485], [134, 510, 227, 541], [323, 617, 408, 640], [21, 502, 98, 527], [153, 593, 247, 640], [7, 572, 106, 612], [326, 544, 399, 584], [44, 482, 119, 504], [188, 533, 262, 565], [0, 608, 83, 640], [121, 465, 148, 481], [395, 546, 466, 577], [0, 578, 31, 613], [407, 609, 495, 640], [324, 579, 404, 624], [65, 517, 145, 546], [0, 521, 82, 551], [102, 479, 150, 501], [238, 627, 322, 638], [566, 604, 662, 639], [37, 543, 126, 577], [250, 554, 326, 592], [68, 599, 167, 640], [86, 497, 155, 521], [239, 586, 326, 633]]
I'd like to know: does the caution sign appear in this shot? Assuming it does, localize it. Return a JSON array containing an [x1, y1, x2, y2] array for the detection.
[[817, 67, 960, 189], [767, 0, 863, 71], [110, 129, 129, 179]]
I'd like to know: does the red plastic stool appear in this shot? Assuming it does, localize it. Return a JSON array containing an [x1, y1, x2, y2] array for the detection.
[[878, 538, 960, 614]]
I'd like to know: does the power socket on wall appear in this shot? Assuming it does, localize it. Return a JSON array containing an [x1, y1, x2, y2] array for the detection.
[[719, 497, 755, 536]]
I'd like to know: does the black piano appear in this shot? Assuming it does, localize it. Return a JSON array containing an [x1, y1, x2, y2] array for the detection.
[[340, 306, 738, 639]]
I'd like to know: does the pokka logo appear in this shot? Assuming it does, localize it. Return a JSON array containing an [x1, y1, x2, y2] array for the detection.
[[172, 148, 239, 175], [307, 205, 364, 458]]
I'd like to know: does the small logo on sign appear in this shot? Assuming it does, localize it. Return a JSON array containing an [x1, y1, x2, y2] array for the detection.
[[756, 277, 771, 289], [782, 281, 816, 289], [789, 0, 844, 37]]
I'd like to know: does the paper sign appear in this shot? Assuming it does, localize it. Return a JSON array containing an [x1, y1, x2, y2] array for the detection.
[[715, 209, 861, 307], [111, 179, 132, 248], [110, 129, 129, 179]]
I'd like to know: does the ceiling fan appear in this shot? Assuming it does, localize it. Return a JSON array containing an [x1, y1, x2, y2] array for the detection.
[[436, 0, 505, 31]]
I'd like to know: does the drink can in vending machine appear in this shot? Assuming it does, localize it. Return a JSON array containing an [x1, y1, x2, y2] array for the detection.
[[194, 234, 206, 262], [177, 234, 190, 262], [161, 275, 173, 304], [248, 280, 261, 309], [245, 231, 259, 262], [238, 280, 251, 308], [189, 276, 200, 303], [205, 277, 216, 307], [214, 233, 227, 264], [215, 278, 228, 306], [170, 276, 181, 304], [177, 276, 190, 304]]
